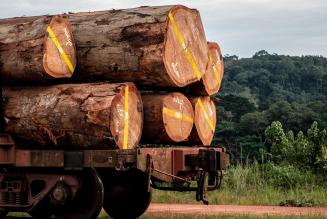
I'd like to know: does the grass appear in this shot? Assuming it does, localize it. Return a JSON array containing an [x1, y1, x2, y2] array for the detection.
[[151, 163, 327, 206], [6, 164, 327, 218], [152, 184, 327, 206]]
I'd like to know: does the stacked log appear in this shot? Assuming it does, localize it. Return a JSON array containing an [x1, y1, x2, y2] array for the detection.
[[187, 96, 217, 145], [1, 5, 224, 147], [141, 93, 194, 143], [67, 6, 208, 87], [0, 16, 77, 83], [3, 82, 143, 149], [203, 42, 224, 95], [189, 42, 224, 95], [1, 6, 208, 88]]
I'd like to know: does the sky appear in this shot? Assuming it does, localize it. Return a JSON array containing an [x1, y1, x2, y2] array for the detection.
[[1, 0, 327, 57]]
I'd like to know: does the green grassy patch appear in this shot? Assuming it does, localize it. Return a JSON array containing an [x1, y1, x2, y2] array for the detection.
[[152, 163, 327, 206]]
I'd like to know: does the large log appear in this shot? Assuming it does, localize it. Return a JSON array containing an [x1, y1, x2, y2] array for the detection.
[[0, 5, 208, 86], [187, 96, 216, 145], [0, 16, 77, 83], [188, 42, 224, 95], [3, 82, 143, 149], [141, 92, 194, 143], [67, 5, 208, 87]]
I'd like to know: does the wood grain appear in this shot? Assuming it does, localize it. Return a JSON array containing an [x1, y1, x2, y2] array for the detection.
[[3, 82, 143, 149]]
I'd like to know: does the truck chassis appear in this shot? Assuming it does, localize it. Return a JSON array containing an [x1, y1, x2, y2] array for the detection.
[[0, 134, 228, 218]]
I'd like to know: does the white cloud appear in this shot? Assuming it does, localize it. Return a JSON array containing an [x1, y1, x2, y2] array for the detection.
[[1, 0, 326, 57]]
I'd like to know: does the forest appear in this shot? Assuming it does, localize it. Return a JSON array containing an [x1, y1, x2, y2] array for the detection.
[[214, 50, 327, 174]]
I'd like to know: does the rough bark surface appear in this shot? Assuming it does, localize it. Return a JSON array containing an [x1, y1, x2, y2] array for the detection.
[[141, 92, 194, 143], [65, 5, 208, 87], [0, 16, 76, 83], [187, 96, 216, 145], [1, 5, 208, 87], [188, 42, 224, 95], [3, 82, 143, 149]]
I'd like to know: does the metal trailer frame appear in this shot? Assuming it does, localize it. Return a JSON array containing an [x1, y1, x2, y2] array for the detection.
[[0, 134, 229, 217]]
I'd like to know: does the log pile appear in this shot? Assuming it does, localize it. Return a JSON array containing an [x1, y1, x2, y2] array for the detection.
[[0, 5, 224, 148]]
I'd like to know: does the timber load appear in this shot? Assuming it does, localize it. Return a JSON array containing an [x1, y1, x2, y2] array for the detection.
[[0, 16, 77, 83], [141, 92, 194, 143], [0, 5, 209, 88], [3, 82, 143, 149], [66, 5, 208, 87], [1, 5, 225, 147]]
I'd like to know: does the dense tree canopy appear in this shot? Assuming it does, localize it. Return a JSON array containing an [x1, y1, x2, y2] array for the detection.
[[215, 51, 327, 168]]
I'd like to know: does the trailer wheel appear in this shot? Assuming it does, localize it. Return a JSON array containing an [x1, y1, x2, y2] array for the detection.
[[100, 170, 152, 219], [0, 211, 7, 219], [28, 195, 53, 219], [54, 168, 104, 219]]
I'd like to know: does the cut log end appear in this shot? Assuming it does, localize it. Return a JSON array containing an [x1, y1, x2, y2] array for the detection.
[[164, 5, 208, 87], [4, 82, 142, 149], [202, 42, 224, 95], [162, 92, 194, 142], [43, 16, 76, 78], [110, 83, 143, 149], [193, 96, 216, 145]]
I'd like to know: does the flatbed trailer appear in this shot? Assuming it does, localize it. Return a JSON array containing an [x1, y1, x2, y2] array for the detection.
[[0, 134, 228, 219]]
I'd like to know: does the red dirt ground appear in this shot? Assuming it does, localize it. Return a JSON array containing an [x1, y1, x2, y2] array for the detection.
[[145, 203, 327, 217]]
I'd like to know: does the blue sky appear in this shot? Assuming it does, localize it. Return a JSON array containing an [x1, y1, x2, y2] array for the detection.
[[1, 0, 327, 57]]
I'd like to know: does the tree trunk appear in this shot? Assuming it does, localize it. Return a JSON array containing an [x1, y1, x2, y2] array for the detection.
[[188, 42, 224, 95], [0, 16, 77, 83], [141, 92, 194, 144], [186, 96, 216, 145], [1, 6, 208, 87], [66, 5, 208, 87], [3, 82, 143, 149]]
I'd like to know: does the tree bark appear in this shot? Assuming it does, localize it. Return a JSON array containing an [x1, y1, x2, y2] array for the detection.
[[141, 92, 194, 144], [188, 42, 224, 95], [3, 82, 143, 149], [66, 5, 208, 87], [186, 96, 216, 145], [0, 16, 77, 83], [1, 5, 208, 87]]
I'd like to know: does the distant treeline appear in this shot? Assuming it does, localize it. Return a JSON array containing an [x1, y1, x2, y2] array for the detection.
[[214, 50, 327, 172]]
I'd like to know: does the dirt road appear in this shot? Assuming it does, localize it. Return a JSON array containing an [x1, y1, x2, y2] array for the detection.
[[145, 203, 327, 217]]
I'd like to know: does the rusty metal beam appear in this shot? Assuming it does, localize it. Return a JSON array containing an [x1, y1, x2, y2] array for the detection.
[[0, 140, 228, 184]]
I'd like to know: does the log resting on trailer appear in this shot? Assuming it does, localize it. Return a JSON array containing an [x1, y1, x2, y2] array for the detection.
[[0, 134, 228, 204]]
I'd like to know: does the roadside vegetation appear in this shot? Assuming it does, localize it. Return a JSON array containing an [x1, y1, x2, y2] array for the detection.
[[152, 162, 327, 206], [153, 52, 327, 206]]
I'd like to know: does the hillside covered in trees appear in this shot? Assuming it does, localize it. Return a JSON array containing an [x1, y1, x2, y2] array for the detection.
[[155, 51, 327, 206], [215, 50, 327, 172]]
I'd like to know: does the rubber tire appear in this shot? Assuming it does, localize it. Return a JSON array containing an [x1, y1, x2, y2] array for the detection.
[[54, 168, 104, 219], [101, 170, 152, 219], [28, 195, 54, 218], [0, 211, 7, 219]]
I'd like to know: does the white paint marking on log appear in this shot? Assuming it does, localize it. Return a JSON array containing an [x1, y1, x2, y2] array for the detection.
[[206, 101, 214, 117], [172, 62, 181, 79], [115, 107, 124, 134], [64, 27, 73, 47], [173, 97, 184, 105]]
